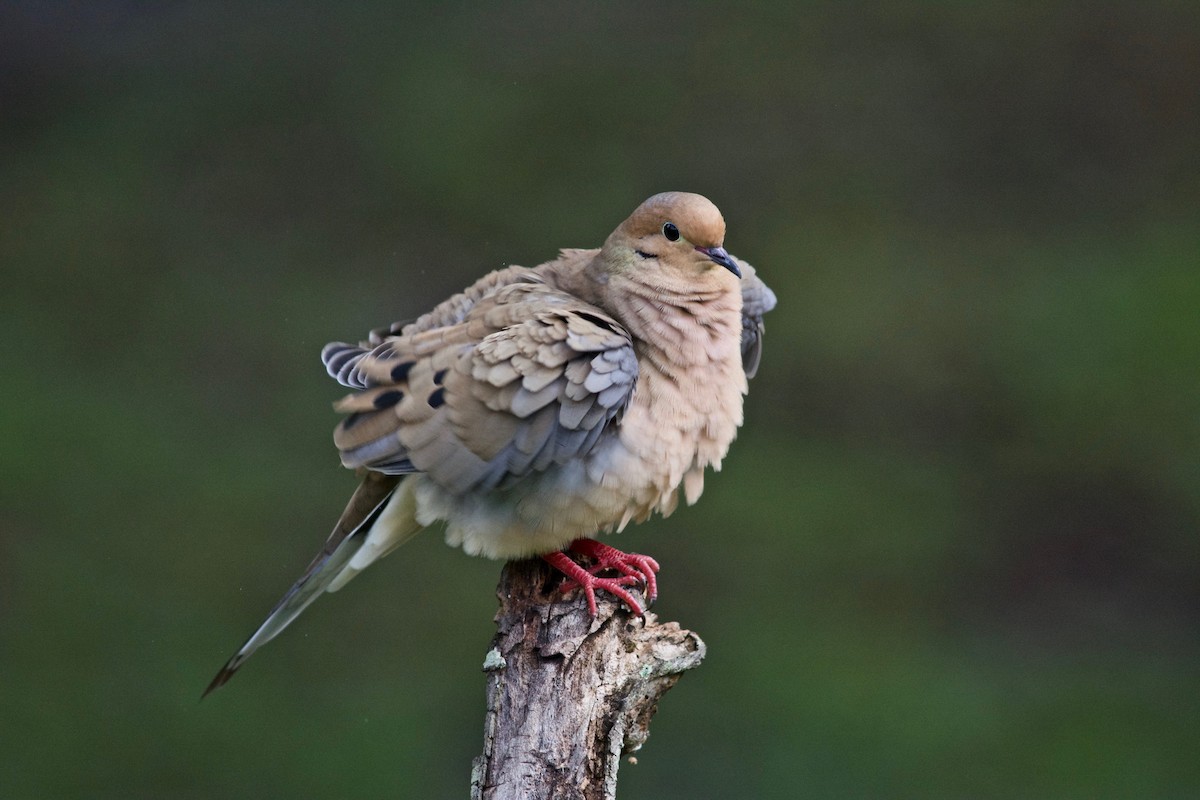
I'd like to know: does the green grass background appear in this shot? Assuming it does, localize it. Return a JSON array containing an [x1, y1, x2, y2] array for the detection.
[[2, 3, 1198, 797]]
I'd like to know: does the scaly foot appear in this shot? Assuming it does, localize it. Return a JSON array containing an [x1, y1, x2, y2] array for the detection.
[[542, 538, 660, 616]]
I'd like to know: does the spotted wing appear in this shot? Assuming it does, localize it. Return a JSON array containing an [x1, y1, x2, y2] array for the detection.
[[321, 280, 638, 495]]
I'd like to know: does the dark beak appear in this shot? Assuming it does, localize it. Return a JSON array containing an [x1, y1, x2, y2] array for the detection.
[[696, 245, 741, 278]]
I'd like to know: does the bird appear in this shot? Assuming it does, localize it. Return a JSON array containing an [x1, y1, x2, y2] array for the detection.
[[204, 191, 776, 696]]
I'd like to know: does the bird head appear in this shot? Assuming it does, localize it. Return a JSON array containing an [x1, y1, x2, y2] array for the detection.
[[598, 192, 742, 289]]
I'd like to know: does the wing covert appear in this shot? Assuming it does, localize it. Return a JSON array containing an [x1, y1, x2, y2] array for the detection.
[[321, 281, 637, 496]]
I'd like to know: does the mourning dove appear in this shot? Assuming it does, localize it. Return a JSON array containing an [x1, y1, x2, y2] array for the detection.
[[204, 192, 776, 695]]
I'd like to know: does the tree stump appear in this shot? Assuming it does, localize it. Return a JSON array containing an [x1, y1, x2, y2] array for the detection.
[[470, 558, 706, 800]]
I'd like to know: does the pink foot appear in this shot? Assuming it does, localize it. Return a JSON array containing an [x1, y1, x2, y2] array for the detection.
[[541, 538, 660, 617]]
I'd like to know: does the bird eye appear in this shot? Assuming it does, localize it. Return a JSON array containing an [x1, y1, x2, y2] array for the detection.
[[662, 222, 680, 241]]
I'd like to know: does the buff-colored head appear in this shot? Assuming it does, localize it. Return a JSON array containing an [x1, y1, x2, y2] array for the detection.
[[600, 192, 741, 282]]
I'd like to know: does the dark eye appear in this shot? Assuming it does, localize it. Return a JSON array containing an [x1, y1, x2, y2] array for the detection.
[[662, 222, 680, 241]]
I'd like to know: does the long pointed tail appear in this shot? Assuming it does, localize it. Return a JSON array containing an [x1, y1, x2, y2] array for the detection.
[[203, 472, 420, 697]]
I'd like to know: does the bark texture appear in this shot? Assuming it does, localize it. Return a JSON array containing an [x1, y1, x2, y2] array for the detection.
[[470, 558, 706, 800]]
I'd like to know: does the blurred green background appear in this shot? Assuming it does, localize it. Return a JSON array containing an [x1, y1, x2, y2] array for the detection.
[[3, 2, 1198, 797]]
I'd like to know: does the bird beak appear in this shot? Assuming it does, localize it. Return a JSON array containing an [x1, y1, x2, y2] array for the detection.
[[695, 246, 741, 278]]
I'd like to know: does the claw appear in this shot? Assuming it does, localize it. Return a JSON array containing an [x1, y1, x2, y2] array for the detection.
[[541, 538, 661, 616]]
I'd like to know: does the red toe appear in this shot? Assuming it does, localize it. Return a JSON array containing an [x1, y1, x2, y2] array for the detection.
[[541, 539, 661, 616]]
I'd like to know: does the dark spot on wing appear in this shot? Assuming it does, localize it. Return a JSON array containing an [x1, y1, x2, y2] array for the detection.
[[370, 318, 413, 341], [575, 311, 617, 332], [373, 390, 404, 410], [428, 388, 446, 408], [433, 368, 448, 385], [391, 361, 414, 382], [342, 412, 363, 430]]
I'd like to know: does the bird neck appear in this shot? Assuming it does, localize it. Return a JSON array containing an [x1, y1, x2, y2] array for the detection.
[[607, 275, 744, 372]]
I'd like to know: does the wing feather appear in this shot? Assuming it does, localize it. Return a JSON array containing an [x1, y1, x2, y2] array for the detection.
[[735, 259, 778, 379], [318, 281, 638, 496]]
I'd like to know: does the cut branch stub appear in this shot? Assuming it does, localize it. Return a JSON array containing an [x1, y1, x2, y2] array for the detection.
[[471, 558, 706, 800]]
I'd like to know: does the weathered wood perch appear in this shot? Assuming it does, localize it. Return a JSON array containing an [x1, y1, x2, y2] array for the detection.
[[470, 558, 706, 800]]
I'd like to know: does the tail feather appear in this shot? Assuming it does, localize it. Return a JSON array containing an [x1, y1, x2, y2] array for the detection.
[[327, 478, 422, 592], [203, 472, 409, 697]]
